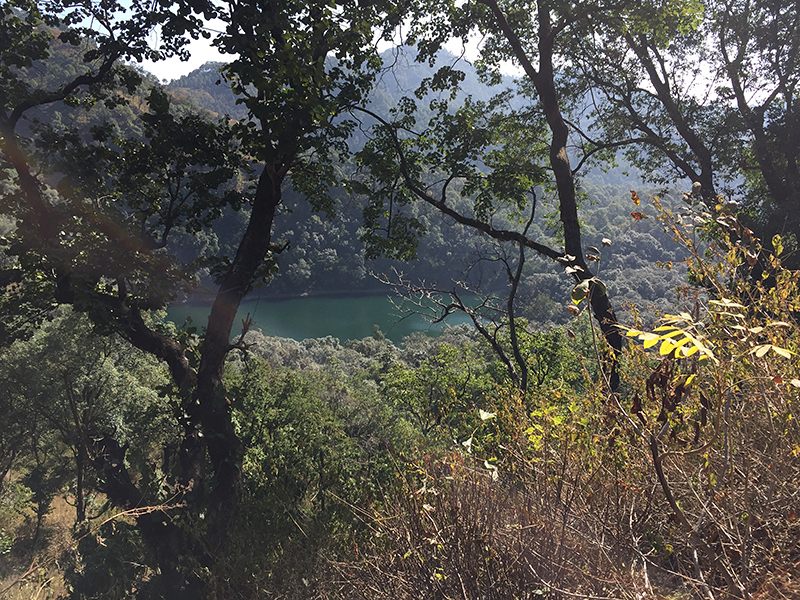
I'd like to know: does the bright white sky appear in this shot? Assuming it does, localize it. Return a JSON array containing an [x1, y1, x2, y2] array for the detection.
[[136, 23, 487, 83], [137, 22, 230, 82]]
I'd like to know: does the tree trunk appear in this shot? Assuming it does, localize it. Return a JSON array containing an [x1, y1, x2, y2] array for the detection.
[[88, 436, 204, 599], [482, 0, 623, 390], [626, 34, 716, 198], [188, 162, 287, 538], [75, 446, 86, 524]]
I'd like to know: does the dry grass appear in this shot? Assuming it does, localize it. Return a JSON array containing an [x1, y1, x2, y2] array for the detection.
[[321, 453, 650, 600], [0, 495, 72, 600]]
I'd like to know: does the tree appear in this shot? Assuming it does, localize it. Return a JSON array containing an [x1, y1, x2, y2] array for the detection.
[[0, 308, 171, 534], [574, 0, 800, 264], [353, 0, 649, 391], [1, 0, 405, 594]]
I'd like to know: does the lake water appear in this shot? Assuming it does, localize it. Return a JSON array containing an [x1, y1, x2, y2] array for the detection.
[[167, 294, 473, 344]]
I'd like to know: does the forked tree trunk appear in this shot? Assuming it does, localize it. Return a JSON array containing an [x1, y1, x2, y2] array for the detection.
[[187, 163, 287, 531], [482, 0, 623, 390]]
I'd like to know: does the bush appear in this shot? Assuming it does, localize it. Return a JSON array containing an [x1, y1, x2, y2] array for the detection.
[[326, 197, 800, 600], [612, 203, 800, 598]]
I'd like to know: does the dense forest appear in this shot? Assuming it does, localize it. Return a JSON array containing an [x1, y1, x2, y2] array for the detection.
[[1, 0, 799, 599]]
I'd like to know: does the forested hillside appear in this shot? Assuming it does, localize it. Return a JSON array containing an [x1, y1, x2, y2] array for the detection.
[[1, 0, 799, 599], [165, 55, 690, 327], [6, 42, 690, 324]]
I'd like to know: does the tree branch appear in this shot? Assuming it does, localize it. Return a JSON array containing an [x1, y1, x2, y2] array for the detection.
[[351, 106, 561, 261]]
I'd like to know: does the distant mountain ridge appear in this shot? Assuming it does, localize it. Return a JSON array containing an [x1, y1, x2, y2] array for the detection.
[[165, 49, 505, 121], [9, 30, 685, 327]]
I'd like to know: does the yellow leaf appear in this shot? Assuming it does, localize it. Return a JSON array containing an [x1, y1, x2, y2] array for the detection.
[[754, 345, 771, 358], [673, 337, 692, 348], [478, 409, 497, 421], [643, 337, 661, 349], [681, 345, 699, 357], [625, 329, 643, 337], [654, 325, 680, 332], [661, 330, 687, 339], [637, 332, 660, 340], [660, 339, 676, 355], [709, 298, 745, 309]]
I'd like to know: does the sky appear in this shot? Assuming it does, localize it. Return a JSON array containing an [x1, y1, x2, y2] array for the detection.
[[135, 22, 488, 84], [137, 23, 229, 83]]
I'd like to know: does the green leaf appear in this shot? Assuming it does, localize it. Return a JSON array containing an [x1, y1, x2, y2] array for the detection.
[[571, 280, 590, 304], [591, 278, 607, 296]]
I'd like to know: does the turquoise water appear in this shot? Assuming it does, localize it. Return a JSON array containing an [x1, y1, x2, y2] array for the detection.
[[166, 294, 473, 344]]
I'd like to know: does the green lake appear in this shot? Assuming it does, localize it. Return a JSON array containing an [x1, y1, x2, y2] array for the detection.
[[167, 293, 473, 344]]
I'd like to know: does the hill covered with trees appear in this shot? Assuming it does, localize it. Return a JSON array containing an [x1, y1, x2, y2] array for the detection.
[[162, 55, 690, 328]]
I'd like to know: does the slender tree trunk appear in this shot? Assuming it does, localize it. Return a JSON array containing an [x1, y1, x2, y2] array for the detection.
[[75, 446, 86, 524], [482, 0, 623, 390]]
